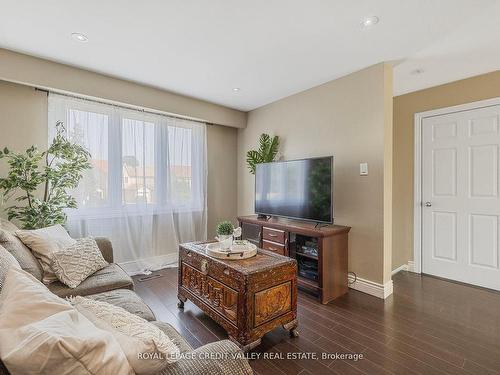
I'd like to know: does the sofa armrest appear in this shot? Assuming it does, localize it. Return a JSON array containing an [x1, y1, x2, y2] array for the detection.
[[94, 237, 114, 263], [159, 340, 252, 375]]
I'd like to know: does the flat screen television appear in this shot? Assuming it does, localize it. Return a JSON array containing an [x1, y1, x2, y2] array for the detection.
[[255, 156, 333, 223]]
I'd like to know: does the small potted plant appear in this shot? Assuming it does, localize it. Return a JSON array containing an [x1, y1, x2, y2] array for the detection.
[[216, 221, 235, 250], [215, 221, 242, 250]]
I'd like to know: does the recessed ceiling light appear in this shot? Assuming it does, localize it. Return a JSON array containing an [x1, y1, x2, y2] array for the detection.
[[71, 32, 88, 42], [361, 16, 379, 29], [411, 68, 425, 75], [232, 88, 241, 92]]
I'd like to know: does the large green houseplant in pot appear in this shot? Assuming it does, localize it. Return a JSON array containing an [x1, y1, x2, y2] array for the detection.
[[0, 121, 91, 229]]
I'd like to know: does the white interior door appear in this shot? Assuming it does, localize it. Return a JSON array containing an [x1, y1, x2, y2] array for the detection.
[[422, 105, 500, 290]]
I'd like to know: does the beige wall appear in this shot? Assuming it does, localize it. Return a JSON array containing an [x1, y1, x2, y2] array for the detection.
[[0, 81, 48, 183], [0, 79, 238, 234], [393, 70, 500, 269], [0, 48, 246, 129], [207, 124, 238, 236], [238, 63, 393, 285]]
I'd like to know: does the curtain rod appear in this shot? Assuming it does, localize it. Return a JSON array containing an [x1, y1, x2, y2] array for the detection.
[[35, 87, 213, 125]]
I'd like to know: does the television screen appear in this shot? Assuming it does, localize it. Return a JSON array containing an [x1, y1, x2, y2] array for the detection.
[[255, 156, 333, 223]]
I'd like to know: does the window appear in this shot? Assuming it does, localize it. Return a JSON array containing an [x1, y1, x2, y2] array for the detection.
[[168, 125, 193, 204], [121, 117, 156, 205], [67, 108, 110, 208], [48, 93, 207, 272], [48, 94, 207, 216]]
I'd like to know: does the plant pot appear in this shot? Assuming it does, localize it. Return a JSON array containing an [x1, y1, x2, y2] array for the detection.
[[216, 234, 233, 250]]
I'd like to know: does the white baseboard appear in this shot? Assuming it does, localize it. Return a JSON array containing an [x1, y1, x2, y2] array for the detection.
[[119, 253, 178, 276], [391, 264, 408, 275], [348, 275, 393, 299], [392, 260, 418, 275]]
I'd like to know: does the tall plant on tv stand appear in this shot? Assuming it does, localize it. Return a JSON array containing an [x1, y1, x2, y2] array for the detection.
[[0, 121, 91, 229], [246, 133, 280, 174]]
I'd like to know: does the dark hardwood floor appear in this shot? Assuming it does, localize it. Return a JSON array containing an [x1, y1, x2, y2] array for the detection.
[[133, 269, 500, 375]]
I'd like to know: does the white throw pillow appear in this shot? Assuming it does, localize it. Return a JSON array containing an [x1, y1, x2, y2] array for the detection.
[[51, 237, 109, 288], [71, 296, 179, 374], [16, 224, 76, 284], [0, 267, 134, 375]]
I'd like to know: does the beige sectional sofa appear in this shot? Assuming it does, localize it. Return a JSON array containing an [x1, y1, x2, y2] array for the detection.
[[0, 220, 252, 375]]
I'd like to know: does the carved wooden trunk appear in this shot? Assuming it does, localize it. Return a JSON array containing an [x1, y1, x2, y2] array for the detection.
[[178, 242, 298, 351]]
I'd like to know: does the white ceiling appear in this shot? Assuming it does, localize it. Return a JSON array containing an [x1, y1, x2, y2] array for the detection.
[[0, 1, 499, 111], [394, 1, 500, 95]]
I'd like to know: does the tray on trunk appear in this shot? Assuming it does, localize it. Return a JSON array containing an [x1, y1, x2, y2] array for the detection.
[[206, 241, 257, 260]]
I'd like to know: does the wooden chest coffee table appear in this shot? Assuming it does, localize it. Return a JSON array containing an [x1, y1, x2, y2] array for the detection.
[[177, 242, 298, 351]]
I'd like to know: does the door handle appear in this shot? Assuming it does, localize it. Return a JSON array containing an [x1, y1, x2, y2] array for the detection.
[[425, 202, 432, 207]]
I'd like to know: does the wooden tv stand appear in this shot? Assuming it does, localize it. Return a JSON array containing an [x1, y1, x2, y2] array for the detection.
[[238, 215, 351, 304]]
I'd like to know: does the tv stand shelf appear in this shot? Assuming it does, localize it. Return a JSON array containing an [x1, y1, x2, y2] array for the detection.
[[238, 215, 351, 304]]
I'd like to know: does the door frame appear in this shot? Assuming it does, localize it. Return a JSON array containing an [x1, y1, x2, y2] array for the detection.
[[413, 97, 500, 274]]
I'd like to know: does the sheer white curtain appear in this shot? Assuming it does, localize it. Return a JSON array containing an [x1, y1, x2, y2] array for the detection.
[[48, 93, 207, 274]]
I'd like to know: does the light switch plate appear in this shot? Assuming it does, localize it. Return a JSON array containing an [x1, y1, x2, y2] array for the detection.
[[360, 162, 368, 176]]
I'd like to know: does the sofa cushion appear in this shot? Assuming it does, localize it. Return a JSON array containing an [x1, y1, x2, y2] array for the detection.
[[48, 263, 133, 298], [16, 224, 76, 284], [71, 296, 179, 374], [151, 321, 193, 354], [87, 289, 156, 321], [0, 228, 43, 281], [51, 237, 109, 288], [0, 245, 21, 290], [0, 267, 134, 375], [155, 339, 253, 375]]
